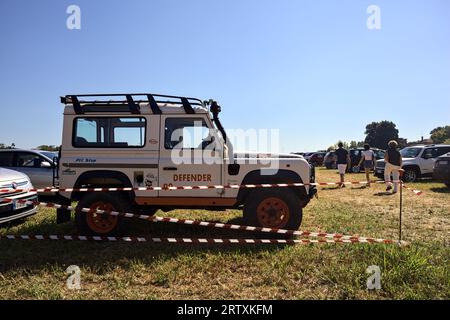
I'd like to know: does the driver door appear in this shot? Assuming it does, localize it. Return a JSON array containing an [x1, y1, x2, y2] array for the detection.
[[158, 115, 223, 198], [14, 151, 54, 188]]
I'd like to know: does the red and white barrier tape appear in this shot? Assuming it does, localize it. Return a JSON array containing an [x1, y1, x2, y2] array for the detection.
[[0, 234, 392, 244], [0, 180, 422, 195], [0, 198, 404, 245], [402, 184, 423, 196]]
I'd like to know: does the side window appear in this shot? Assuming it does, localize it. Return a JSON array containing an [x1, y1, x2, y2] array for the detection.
[[73, 117, 146, 148], [0, 152, 13, 167], [17, 153, 43, 168], [164, 118, 211, 149], [436, 147, 450, 157], [422, 148, 438, 159]]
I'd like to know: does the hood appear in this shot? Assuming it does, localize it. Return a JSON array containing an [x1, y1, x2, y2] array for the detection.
[[234, 151, 304, 159], [0, 167, 29, 183], [377, 157, 415, 164]]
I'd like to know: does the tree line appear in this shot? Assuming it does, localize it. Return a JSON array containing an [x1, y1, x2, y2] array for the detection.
[[327, 122, 450, 151]]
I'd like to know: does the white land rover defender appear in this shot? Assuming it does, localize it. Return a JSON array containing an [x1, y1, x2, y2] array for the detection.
[[56, 93, 316, 235]]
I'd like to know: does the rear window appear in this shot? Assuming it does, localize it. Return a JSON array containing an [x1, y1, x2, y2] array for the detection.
[[73, 117, 146, 148], [0, 152, 13, 166]]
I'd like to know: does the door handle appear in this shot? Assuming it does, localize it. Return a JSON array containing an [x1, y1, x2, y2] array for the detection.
[[163, 167, 178, 171]]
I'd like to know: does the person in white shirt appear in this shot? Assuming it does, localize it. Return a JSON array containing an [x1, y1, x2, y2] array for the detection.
[[358, 144, 375, 187]]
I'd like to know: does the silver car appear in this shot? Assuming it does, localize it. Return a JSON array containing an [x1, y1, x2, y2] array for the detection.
[[0, 149, 57, 191], [0, 168, 38, 224]]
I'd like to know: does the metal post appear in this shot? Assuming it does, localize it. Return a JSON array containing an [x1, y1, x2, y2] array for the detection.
[[398, 169, 404, 243]]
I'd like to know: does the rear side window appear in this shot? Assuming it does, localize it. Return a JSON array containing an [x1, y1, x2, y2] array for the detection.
[[437, 147, 450, 157], [0, 152, 13, 166], [73, 117, 146, 148]]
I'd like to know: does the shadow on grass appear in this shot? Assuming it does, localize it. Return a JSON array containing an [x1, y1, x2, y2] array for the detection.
[[373, 192, 396, 197], [430, 187, 450, 194], [0, 216, 293, 272]]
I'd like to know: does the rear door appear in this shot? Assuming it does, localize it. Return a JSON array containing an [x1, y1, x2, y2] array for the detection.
[[158, 115, 223, 199]]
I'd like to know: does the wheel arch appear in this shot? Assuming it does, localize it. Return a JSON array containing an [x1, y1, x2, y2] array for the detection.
[[402, 164, 421, 176], [236, 169, 307, 206], [72, 170, 135, 201]]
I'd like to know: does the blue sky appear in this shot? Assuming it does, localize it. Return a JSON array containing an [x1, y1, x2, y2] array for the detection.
[[0, 0, 449, 152]]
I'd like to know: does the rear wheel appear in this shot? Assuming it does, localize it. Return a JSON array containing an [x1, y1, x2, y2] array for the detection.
[[75, 192, 132, 236], [243, 189, 302, 230]]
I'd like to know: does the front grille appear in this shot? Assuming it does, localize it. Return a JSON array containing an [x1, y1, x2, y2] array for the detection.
[[0, 180, 28, 189]]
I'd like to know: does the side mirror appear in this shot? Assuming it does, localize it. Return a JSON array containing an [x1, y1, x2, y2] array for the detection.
[[41, 161, 52, 168]]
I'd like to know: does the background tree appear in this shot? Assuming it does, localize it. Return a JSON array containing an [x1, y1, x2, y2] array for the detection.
[[0, 143, 15, 149], [364, 121, 399, 149], [430, 126, 450, 144], [36, 145, 60, 151]]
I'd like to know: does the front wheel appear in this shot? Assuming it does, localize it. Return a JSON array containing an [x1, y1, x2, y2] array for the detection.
[[75, 193, 132, 236], [243, 189, 302, 230], [403, 169, 418, 182]]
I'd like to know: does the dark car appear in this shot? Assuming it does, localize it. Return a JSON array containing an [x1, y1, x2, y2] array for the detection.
[[324, 151, 337, 169], [349, 148, 385, 173], [433, 153, 450, 188], [307, 152, 326, 167]]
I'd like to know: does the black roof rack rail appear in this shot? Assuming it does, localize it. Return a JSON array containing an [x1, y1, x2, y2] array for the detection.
[[60, 93, 204, 115]]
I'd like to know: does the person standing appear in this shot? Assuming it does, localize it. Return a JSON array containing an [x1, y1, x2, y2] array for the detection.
[[384, 140, 402, 193], [335, 142, 350, 187], [358, 143, 375, 187]]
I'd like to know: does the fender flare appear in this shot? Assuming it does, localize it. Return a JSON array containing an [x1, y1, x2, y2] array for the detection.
[[236, 169, 307, 205]]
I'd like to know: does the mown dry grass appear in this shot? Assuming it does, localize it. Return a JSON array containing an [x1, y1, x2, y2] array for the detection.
[[0, 168, 449, 300]]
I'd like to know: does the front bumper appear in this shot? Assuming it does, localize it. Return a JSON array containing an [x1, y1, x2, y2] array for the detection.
[[0, 191, 38, 224]]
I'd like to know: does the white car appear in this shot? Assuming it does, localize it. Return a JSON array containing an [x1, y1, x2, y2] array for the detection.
[[375, 144, 450, 182], [0, 168, 38, 224]]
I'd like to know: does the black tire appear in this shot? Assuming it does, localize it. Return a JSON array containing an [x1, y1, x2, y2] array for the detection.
[[445, 183, 450, 189], [243, 189, 302, 230], [351, 165, 361, 173], [403, 168, 418, 182], [75, 192, 132, 236]]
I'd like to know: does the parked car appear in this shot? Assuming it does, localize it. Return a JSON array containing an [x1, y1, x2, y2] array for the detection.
[[307, 152, 326, 167], [349, 148, 385, 173], [302, 152, 315, 161], [0, 149, 58, 192], [324, 151, 337, 169], [375, 144, 450, 182], [432, 152, 450, 188], [0, 168, 38, 224]]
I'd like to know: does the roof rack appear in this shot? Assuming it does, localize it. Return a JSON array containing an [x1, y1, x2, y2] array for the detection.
[[60, 93, 204, 115]]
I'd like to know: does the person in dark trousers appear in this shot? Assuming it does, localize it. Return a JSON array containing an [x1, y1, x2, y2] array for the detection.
[[384, 140, 403, 193], [335, 142, 350, 187], [358, 143, 375, 187]]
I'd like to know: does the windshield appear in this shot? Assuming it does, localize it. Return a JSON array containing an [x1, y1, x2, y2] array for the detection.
[[400, 147, 422, 158]]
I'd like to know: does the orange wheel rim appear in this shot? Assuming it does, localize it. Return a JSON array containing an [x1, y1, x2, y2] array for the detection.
[[86, 201, 118, 234], [256, 197, 290, 228]]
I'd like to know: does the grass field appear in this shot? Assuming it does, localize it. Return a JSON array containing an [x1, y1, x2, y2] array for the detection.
[[0, 168, 449, 300]]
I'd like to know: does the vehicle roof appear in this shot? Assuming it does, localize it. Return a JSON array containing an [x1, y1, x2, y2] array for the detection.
[[405, 144, 450, 148], [63, 103, 209, 115]]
